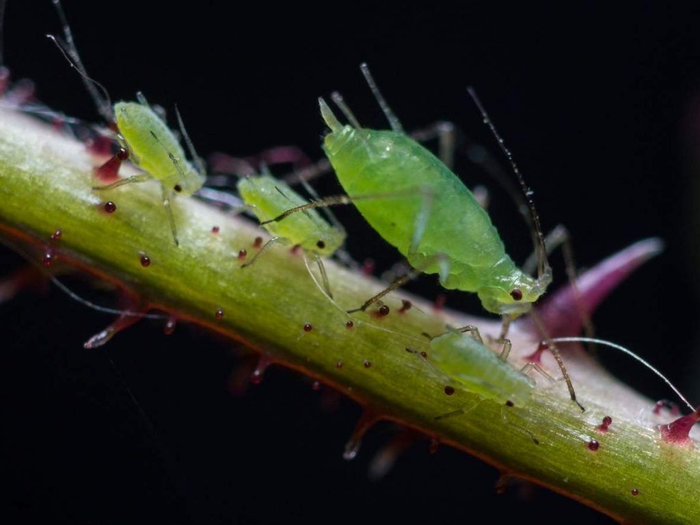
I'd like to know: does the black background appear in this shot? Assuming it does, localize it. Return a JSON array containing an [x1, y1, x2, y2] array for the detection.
[[2, 2, 700, 524]]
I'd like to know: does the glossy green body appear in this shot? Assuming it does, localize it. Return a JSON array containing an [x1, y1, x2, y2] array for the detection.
[[115, 101, 205, 196], [322, 121, 549, 316], [430, 331, 534, 406], [238, 174, 345, 256]]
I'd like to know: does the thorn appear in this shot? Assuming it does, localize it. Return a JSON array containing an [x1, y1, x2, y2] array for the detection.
[[367, 430, 417, 482], [522, 238, 663, 338], [658, 408, 700, 446], [343, 411, 381, 461], [163, 314, 177, 335], [83, 293, 145, 349], [494, 472, 512, 495], [250, 354, 272, 385], [0, 267, 44, 305]]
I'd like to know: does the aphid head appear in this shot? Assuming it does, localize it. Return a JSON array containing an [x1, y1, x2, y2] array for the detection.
[[477, 270, 550, 317]]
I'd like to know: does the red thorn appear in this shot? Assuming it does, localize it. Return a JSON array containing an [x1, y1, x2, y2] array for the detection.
[[525, 341, 548, 364], [494, 473, 512, 495], [343, 411, 381, 461], [83, 293, 145, 349], [658, 409, 700, 446], [0, 267, 44, 305], [367, 430, 418, 481], [428, 437, 440, 454], [94, 155, 123, 183], [164, 314, 178, 335], [250, 354, 272, 385], [522, 238, 663, 338]]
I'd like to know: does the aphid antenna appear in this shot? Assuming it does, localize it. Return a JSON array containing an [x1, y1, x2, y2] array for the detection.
[[0, 236, 167, 320], [298, 176, 347, 235], [466, 87, 550, 283], [175, 104, 207, 176], [359, 63, 404, 133], [551, 337, 696, 413], [48, 0, 113, 122]]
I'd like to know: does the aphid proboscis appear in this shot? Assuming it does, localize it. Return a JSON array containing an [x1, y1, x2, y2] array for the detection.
[[47, 0, 206, 246], [237, 169, 346, 299]]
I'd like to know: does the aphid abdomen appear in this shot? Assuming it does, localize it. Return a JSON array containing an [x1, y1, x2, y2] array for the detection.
[[324, 129, 513, 291], [430, 332, 533, 406], [238, 174, 345, 256], [115, 102, 203, 195]]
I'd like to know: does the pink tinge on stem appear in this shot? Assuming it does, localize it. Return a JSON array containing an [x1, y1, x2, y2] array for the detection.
[[521, 238, 664, 339], [658, 409, 700, 446]]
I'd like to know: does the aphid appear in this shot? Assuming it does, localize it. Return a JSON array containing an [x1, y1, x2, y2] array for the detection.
[[410, 331, 697, 417], [47, 0, 206, 246], [264, 64, 551, 321], [262, 64, 582, 403], [235, 167, 346, 299]]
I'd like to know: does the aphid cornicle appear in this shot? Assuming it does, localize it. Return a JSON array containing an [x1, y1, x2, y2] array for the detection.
[[47, 0, 206, 246]]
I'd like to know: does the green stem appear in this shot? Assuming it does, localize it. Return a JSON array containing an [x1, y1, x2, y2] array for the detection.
[[0, 108, 697, 524]]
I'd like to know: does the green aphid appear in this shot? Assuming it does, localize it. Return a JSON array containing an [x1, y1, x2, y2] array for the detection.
[[427, 329, 535, 407], [237, 170, 346, 298], [48, 0, 206, 246], [265, 64, 551, 320]]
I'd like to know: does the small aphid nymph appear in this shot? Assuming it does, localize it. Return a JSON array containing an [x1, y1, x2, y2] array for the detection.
[[48, 0, 206, 246]]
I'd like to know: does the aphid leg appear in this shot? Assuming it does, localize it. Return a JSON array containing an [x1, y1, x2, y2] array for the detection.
[[347, 254, 448, 314], [498, 315, 512, 341], [161, 186, 180, 247], [498, 339, 512, 362], [359, 63, 404, 133], [241, 237, 281, 269], [520, 362, 556, 384], [261, 187, 430, 225], [409, 121, 457, 170], [92, 173, 150, 191], [434, 399, 483, 421], [472, 185, 490, 210], [530, 310, 584, 412], [455, 325, 484, 344], [307, 253, 333, 299]]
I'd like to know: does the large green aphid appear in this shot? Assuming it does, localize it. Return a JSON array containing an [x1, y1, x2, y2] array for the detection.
[[47, 0, 205, 246], [237, 170, 346, 298], [265, 65, 551, 320]]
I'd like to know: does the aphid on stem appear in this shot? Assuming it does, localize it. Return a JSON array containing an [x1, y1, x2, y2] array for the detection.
[[46, 0, 206, 246], [263, 64, 583, 407]]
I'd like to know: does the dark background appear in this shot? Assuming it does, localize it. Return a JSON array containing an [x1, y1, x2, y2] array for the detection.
[[2, 2, 700, 524]]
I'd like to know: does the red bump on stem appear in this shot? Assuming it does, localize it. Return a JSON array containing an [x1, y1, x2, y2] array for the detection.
[[658, 409, 700, 446]]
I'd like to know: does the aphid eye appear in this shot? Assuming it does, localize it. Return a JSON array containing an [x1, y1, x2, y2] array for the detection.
[[316, 240, 326, 249], [116, 147, 129, 161], [174, 184, 183, 193], [510, 288, 523, 301]]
